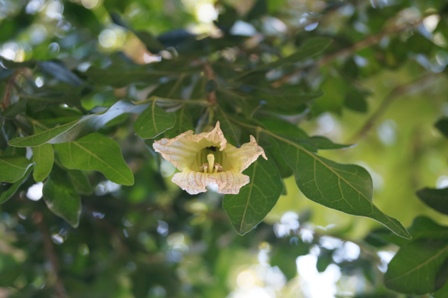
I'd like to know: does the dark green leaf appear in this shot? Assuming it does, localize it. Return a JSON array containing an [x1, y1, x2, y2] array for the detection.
[[407, 216, 448, 240], [241, 37, 332, 79], [55, 133, 134, 186], [38, 61, 84, 86], [216, 109, 242, 146], [435, 117, 448, 138], [32, 144, 54, 182], [417, 187, 448, 215], [223, 156, 284, 235], [384, 239, 448, 294], [43, 169, 81, 227], [68, 170, 93, 195], [0, 156, 32, 183], [279, 139, 410, 239], [134, 103, 176, 139], [9, 100, 144, 147], [0, 167, 31, 204], [163, 107, 194, 138], [307, 136, 352, 150], [345, 88, 369, 113]]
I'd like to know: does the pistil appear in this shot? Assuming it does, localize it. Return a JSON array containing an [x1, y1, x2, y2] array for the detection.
[[207, 154, 215, 174]]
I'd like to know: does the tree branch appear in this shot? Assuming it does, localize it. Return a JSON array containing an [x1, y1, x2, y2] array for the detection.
[[348, 72, 440, 143], [34, 212, 67, 298], [272, 12, 436, 88], [203, 61, 217, 105]]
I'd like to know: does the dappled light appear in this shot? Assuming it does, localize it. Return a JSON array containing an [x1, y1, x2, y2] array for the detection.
[[2, 0, 448, 297]]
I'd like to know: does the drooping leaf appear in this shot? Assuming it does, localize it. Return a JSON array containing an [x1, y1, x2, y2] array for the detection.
[[417, 187, 448, 215], [55, 133, 134, 186], [32, 144, 54, 182], [43, 168, 81, 227], [9, 100, 145, 147], [223, 156, 284, 235], [0, 167, 32, 204], [277, 137, 411, 239], [134, 103, 176, 139], [0, 156, 32, 183], [384, 239, 448, 294]]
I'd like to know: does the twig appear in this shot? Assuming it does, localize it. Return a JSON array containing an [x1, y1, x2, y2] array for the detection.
[[203, 61, 217, 105], [1, 72, 18, 110], [33, 212, 67, 298], [318, 14, 431, 67], [347, 72, 440, 143], [272, 12, 436, 88]]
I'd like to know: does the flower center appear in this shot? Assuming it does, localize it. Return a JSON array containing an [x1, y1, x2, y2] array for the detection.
[[199, 146, 223, 173], [200, 154, 223, 173]]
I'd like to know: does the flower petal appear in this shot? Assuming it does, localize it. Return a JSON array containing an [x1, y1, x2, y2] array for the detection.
[[172, 170, 250, 195], [153, 122, 227, 171], [224, 135, 267, 172]]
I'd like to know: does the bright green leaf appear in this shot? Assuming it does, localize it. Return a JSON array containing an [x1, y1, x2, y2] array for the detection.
[[8, 100, 144, 147], [384, 239, 448, 294], [279, 139, 411, 239], [43, 169, 81, 227], [55, 133, 134, 186], [0, 156, 32, 183], [223, 157, 284, 235], [134, 103, 176, 139], [32, 144, 54, 182], [417, 187, 448, 215]]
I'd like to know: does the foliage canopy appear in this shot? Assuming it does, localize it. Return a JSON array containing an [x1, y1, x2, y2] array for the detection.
[[2, 0, 448, 296]]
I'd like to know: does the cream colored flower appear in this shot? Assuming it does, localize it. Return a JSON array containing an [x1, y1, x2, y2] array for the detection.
[[153, 122, 267, 194]]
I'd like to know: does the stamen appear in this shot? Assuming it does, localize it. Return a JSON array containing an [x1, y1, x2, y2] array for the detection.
[[207, 154, 215, 174]]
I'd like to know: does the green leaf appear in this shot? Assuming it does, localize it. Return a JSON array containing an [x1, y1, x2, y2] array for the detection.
[[240, 37, 332, 77], [435, 278, 448, 298], [67, 170, 93, 195], [43, 169, 81, 227], [417, 187, 448, 215], [0, 167, 32, 204], [8, 100, 144, 147], [216, 109, 242, 146], [384, 239, 448, 294], [435, 117, 448, 138], [252, 88, 323, 115], [134, 103, 176, 139], [55, 133, 134, 186], [0, 156, 32, 183], [223, 157, 284, 235], [407, 216, 448, 240], [32, 144, 54, 182], [307, 136, 352, 150], [279, 138, 411, 239]]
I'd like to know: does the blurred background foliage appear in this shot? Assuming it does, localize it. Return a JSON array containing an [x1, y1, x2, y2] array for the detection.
[[2, 0, 448, 297]]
